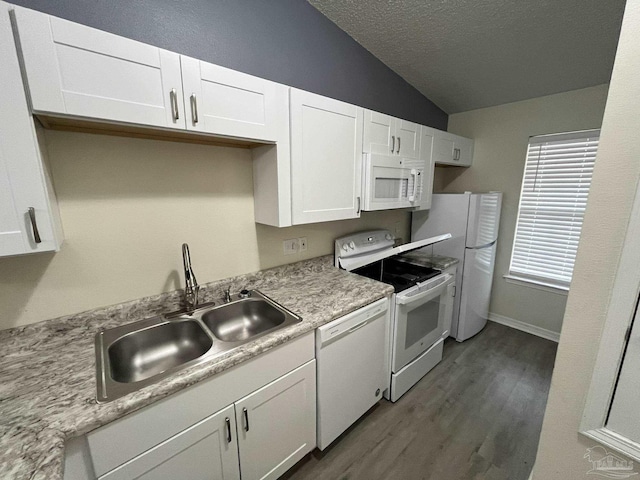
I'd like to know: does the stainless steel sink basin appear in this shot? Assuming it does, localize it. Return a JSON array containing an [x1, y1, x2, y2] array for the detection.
[[202, 299, 286, 342], [108, 320, 213, 383], [95, 290, 301, 402]]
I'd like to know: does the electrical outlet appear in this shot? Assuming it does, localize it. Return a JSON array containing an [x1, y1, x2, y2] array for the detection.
[[299, 237, 307, 252], [283, 238, 299, 255]]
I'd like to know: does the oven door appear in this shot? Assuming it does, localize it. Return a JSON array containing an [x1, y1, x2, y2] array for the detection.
[[392, 274, 455, 373], [362, 154, 423, 211]]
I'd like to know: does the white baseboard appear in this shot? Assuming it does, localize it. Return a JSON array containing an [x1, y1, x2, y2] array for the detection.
[[488, 312, 560, 343]]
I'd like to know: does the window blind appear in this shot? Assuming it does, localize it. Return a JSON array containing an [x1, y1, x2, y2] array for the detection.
[[509, 129, 600, 289]]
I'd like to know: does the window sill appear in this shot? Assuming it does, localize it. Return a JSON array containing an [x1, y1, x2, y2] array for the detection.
[[503, 274, 569, 295]]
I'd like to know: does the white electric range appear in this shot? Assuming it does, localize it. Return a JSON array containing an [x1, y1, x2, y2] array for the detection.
[[335, 229, 455, 402]]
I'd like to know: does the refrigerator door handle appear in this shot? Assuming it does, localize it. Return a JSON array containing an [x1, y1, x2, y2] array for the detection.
[[466, 240, 497, 250]]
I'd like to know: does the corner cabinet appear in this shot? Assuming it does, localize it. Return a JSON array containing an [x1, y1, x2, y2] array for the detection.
[[0, 2, 62, 257], [290, 89, 363, 225], [433, 130, 474, 167]]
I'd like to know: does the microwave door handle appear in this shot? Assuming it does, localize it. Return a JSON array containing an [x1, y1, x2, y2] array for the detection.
[[408, 169, 417, 202]]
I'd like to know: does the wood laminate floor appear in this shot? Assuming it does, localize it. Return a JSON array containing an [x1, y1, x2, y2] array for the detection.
[[285, 322, 558, 480]]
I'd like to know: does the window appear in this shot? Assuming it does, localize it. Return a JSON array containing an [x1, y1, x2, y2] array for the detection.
[[508, 130, 600, 290]]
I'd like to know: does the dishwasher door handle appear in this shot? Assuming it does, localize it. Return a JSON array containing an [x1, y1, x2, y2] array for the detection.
[[347, 320, 369, 333]]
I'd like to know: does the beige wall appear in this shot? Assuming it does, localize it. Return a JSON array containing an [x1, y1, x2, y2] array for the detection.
[[435, 84, 609, 334], [0, 131, 410, 330], [533, 0, 640, 478]]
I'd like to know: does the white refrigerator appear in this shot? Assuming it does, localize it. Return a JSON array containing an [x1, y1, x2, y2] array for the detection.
[[411, 192, 502, 342]]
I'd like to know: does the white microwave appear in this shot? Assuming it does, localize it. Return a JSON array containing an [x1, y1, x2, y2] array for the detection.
[[362, 153, 424, 211]]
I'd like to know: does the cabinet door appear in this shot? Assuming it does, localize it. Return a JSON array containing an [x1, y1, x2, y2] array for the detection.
[[395, 119, 420, 159], [290, 89, 363, 224], [363, 110, 396, 155], [0, 4, 62, 257], [415, 126, 436, 211], [12, 7, 185, 130], [100, 405, 240, 480], [455, 135, 475, 167], [433, 130, 457, 165], [181, 57, 288, 142], [235, 361, 316, 480]]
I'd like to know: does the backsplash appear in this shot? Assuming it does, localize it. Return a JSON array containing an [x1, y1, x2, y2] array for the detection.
[[0, 130, 410, 330]]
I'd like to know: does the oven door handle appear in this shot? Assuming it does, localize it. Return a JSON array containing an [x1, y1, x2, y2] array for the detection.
[[395, 275, 454, 306]]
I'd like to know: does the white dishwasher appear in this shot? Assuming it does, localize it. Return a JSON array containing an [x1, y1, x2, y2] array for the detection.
[[316, 297, 390, 450]]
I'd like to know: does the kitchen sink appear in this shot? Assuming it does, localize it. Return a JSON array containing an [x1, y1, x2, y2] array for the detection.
[[95, 290, 301, 403], [202, 298, 286, 342], [108, 320, 213, 383]]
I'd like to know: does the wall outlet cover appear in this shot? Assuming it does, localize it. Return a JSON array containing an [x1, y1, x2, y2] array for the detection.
[[283, 238, 299, 255], [299, 237, 307, 252]]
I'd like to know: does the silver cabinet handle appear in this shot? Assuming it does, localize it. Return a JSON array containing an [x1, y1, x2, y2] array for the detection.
[[391, 135, 395, 153], [28, 207, 41, 244], [225, 417, 232, 443], [243, 407, 249, 432], [356, 196, 361, 214], [170, 88, 179, 121], [190, 93, 198, 125], [397, 137, 401, 154]]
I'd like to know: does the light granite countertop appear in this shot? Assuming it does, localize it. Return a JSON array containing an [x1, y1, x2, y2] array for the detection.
[[0, 255, 393, 480]]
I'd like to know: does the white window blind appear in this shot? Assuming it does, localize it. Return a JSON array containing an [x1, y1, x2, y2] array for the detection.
[[509, 129, 600, 289]]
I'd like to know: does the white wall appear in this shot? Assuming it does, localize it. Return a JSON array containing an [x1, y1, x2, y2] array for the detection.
[[533, 0, 640, 477], [435, 84, 609, 335], [0, 130, 410, 330]]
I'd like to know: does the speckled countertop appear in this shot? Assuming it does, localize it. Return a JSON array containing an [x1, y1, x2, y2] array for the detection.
[[0, 255, 393, 480], [399, 248, 460, 270]]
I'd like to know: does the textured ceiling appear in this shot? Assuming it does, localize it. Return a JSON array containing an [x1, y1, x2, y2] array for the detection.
[[308, 0, 626, 113]]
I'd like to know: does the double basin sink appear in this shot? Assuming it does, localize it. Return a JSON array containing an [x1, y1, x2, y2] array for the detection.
[[95, 290, 301, 402]]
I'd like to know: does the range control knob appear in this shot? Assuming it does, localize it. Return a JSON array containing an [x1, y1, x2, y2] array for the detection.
[[385, 233, 393, 241], [342, 243, 349, 252], [348, 241, 356, 250]]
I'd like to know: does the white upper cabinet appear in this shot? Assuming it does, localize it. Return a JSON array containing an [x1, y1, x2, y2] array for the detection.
[[395, 119, 420, 159], [363, 110, 395, 155], [290, 89, 363, 225], [363, 110, 420, 159], [0, 3, 62, 257], [12, 7, 185, 130], [415, 126, 436, 211], [433, 130, 474, 167], [181, 57, 288, 142]]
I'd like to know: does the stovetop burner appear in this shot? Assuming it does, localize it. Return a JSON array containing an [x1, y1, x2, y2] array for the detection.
[[353, 257, 440, 293]]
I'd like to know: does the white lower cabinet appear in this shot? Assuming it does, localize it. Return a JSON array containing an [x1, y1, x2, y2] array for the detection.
[[100, 405, 240, 480], [66, 334, 316, 480], [235, 361, 316, 480]]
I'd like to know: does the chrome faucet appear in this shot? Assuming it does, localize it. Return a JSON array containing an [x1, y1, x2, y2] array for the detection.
[[182, 243, 200, 311]]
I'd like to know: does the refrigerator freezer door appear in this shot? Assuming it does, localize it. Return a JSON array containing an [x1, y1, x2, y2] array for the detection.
[[411, 194, 470, 242], [466, 193, 502, 248], [457, 243, 497, 341]]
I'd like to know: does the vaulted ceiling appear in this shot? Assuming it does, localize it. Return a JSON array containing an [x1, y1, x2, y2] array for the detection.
[[308, 0, 626, 113]]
